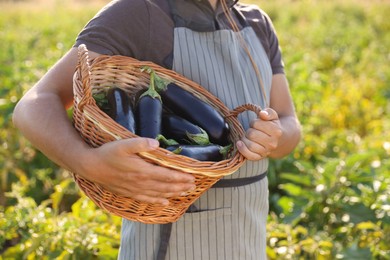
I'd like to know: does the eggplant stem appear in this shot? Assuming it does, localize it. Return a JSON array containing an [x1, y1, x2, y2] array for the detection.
[[156, 134, 179, 146], [141, 66, 169, 93], [220, 144, 233, 159], [170, 146, 183, 154], [140, 66, 162, 101], [185, 129, 210, 145]]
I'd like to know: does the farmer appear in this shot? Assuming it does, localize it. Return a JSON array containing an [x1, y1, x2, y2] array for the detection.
[[13, 0, 301, 259]]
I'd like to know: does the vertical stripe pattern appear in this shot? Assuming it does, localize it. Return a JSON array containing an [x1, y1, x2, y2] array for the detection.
[[118, 27, 272, 260]]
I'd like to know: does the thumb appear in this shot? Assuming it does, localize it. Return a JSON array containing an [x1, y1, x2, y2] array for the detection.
[[259, 109, 271, 120], [259, 108, 278, 121]]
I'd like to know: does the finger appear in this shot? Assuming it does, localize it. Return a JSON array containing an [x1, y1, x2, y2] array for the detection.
[[250, 118, 282, 139], [118, 137, 160, 154], [246, 127, 269, 144], [245, 132, 278, 155], [244, 140, 265, 157], [115, 138, 196, 183], [250, 117, 272, 134], [131, 162, 196, 184], [236, 140, 263, 161], [132, 140, 196, 183], [130, 178, 196, 195], [242, 136, 269, 157], [142, 189, 194, 199]]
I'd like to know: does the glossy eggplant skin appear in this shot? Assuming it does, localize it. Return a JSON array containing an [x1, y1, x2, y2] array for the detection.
[[166, 144, 225, 162], [135, 89, 162, 138], [107, 87, 135, 133], [158, 83, 230, 146], [162, 113, 209, 145]]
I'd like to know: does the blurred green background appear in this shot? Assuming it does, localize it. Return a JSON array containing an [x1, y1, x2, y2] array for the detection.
[[0, 0, 389, 259]]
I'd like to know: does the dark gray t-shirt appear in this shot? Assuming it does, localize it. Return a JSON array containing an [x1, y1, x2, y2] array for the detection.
[[74, 0, 284, 74]]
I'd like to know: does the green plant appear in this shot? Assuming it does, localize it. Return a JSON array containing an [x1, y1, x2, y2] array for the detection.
[[1, 182, 121, 259], [1, 0, 389, 258]]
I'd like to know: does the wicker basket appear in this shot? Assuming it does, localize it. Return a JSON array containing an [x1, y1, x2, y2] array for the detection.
[[71, 44, 261, 224]]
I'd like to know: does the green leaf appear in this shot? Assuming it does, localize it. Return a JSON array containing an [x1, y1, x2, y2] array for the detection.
[[279, 172, 312, 186], [341, 242, 372, 259], [279, 183, 303, 197], [342, 203, 377, 224], [50, 178, 73, 213], [277, 196, 294, 215]]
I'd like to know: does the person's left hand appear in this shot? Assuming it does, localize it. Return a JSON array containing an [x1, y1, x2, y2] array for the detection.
[[236, 108, 283, 160]]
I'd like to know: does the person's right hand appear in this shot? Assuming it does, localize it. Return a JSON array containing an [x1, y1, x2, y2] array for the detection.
[[78, 137, 196, 205]]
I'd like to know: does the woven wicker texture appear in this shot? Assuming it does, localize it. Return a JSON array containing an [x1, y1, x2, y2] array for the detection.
[[71, 44, 262, 224]]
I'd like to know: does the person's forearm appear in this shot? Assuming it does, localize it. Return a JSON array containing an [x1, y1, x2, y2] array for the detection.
[[13, 90, 90, 174], [269, 114, 301, 159]]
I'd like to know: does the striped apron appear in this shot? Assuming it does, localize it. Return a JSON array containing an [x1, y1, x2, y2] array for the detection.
[[118, 6, 273, 260]]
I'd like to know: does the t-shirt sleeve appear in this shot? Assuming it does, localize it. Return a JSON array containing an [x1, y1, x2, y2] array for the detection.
[[242, 5, 285, 75], [262, 11, 285, 75], [73, 0, 149, 57]]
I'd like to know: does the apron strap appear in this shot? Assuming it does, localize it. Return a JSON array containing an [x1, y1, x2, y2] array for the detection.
[[156, 171, 267, 259], [212, 171, 267, 188], [157, 223, 173, 260]]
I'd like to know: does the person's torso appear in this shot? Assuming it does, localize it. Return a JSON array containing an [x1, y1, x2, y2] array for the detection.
[[77, 2, 277, 258], [75, 0, 282, 71]]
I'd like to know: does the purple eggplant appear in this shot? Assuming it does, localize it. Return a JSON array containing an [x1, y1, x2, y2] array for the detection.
[[166, 144, 232, 162], [157, 82, 230, 146], [106, 87, 135, 133], [162, 113, 210, 145], [135, 67, 162, 138]]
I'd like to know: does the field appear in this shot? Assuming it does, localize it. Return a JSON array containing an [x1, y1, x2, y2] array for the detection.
[[1, 0, 389, 259]]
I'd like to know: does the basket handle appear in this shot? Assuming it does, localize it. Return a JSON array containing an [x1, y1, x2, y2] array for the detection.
[[77, 44, 94, 110], [227, 103, 262, 118]]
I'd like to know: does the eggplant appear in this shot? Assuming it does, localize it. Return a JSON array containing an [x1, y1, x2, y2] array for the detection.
[[162, 113, 210, 145], [106, 87, 135, 133], [166, 144, 232, 162], [135, 67, 162, 138], [157, 82, 230, 146]]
